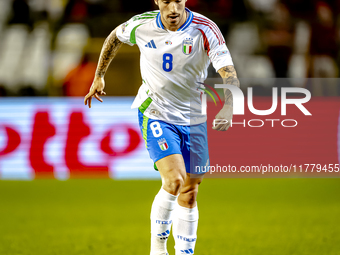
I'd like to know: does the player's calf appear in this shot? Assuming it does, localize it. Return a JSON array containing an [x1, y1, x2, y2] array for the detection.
[[172, 205, 199, 255], [172, 175, 203, 254], [150, 188, 178, 255]]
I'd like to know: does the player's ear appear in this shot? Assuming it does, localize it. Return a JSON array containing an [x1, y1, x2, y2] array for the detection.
[[154, 0, 159, 6]]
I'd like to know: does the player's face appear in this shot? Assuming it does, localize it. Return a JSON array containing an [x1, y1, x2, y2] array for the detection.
[[155, 0, 187, 31]]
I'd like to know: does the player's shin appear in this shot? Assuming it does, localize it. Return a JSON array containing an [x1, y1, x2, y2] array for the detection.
[[150, 188, 178, 255], [172, 204, 199, 255]]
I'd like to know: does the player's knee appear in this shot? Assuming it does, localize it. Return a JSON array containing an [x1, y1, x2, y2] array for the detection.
[[178, 189, 198, 207], [162, 174, 185, 195]]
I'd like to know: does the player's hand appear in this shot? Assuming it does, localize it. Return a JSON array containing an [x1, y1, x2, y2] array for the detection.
[[84, 76, 106, 108], [212, 105, 233, 131]]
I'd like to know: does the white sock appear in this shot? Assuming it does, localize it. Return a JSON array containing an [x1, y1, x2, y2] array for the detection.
[[173, 204, 199, 255], [150, 188, 178, 255]]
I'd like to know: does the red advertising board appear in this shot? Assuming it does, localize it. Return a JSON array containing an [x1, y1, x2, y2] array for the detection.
[[207, 97, 340, 177], [0, 97, 339, 179], [0, 98, 156, 180]]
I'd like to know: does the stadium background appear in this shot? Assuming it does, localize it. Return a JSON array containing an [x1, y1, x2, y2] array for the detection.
[[0, 0, 339, 254]]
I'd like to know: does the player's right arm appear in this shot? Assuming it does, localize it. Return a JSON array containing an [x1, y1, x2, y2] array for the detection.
[[84, 12, 155, 108], [84, 27, 123, 108]]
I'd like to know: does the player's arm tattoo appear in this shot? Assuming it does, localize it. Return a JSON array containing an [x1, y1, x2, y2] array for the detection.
[[95, 27, 123, 78], [218, 65, 240, 107]]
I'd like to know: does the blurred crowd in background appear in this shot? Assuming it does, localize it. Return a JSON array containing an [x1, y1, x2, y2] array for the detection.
[[0, 0, 339, 97]]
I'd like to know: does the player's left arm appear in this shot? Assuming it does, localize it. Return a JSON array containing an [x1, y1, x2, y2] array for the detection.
[[213, 65, 240, 131]]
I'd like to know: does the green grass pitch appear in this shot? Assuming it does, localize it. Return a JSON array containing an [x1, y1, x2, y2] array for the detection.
[[0, 178, 339, 255]]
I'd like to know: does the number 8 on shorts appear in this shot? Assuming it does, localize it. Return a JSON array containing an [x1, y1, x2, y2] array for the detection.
[[150, 122, 163, 137]]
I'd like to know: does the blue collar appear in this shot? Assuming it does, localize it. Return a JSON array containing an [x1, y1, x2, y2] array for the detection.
[[156, 8, 194, 31]]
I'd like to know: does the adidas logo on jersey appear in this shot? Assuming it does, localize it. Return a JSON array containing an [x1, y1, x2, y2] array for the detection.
[[145, 40, 157, 49]]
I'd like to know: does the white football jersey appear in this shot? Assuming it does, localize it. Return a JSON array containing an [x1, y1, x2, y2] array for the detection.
[[116, 8, 233, 125]]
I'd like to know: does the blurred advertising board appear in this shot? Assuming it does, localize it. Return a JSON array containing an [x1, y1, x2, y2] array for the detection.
[[0, 98, 157, 180], [0, 96, 339, 180]]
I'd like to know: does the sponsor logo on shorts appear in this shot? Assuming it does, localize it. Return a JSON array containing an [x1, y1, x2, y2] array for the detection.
[[158, 138, 169, 151], [165, 40, 172, 45]]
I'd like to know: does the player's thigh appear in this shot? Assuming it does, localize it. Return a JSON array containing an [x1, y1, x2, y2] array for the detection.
[[181, 122, 210, 175], [138, 111, 187, 193], [156, 154, 187, 195]]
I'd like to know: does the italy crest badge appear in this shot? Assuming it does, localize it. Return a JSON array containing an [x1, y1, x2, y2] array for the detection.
[[182, 38, 193, 55]]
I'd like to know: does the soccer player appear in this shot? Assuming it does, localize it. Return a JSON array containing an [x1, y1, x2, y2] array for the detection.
[[84, 0, 240, 254]]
